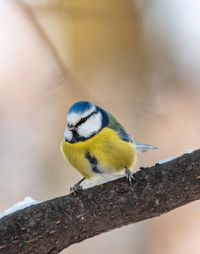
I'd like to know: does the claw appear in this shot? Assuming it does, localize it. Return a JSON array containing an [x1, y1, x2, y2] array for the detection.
[[125, 168, 135, 184], [70, 183, 83, 193], [70, 178, 85, 193]]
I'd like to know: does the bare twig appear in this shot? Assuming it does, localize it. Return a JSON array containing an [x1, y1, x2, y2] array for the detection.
[[16, 0, 92, 98], [0, 149, 200, 254]]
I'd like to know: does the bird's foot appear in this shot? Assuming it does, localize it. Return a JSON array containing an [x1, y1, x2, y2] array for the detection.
[[125, 168, 135, 184], [70, 183, 83, 193], [70, 178, 85, 193]]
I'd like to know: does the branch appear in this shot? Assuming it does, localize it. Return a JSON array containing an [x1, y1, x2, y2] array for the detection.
[[1, 149, 200, 254]]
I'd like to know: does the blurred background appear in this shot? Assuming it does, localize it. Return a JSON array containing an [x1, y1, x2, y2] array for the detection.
[[0, 0, 200, 253]]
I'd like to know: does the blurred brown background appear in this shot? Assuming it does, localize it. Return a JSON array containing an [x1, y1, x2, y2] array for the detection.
[[0, 0, 200, 253]]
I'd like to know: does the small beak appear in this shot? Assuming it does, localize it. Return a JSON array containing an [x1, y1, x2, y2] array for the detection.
[[68, 125, 76, 131]]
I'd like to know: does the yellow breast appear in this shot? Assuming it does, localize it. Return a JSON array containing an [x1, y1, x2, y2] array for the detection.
[[61, 127, 136, 178]]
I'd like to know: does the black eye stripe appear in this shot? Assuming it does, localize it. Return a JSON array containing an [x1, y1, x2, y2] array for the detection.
[[79, 117, 87, 124], [75, 110, 98, 127]]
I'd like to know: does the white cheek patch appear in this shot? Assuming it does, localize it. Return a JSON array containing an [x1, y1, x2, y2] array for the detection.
[[77, 112, 102, 138], [67, 105, 96, 126], [67, 113, 81, 127], [64, 127, 72, 141]]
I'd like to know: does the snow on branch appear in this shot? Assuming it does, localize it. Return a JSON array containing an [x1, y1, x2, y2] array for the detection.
[[0, 149, 200, 254]]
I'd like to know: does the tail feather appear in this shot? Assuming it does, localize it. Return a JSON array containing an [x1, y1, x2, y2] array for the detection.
[[135, 142, 158, 153]]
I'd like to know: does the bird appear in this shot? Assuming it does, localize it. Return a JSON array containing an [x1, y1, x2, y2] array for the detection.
[[61, 101, 157, 192]]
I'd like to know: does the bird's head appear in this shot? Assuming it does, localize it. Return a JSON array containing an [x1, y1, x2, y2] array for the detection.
[[64, 101, 109, 143]]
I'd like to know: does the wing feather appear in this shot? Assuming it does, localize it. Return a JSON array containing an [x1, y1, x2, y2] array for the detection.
[[135, 142, 158, 153], [107, 113, 132, 142]]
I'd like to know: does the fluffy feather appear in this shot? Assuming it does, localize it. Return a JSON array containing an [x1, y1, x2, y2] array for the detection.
[[67, 102, 96, 127], [61, 127, 137, 178], [61, 101, 158, 187], [78, 111, 102, 138]]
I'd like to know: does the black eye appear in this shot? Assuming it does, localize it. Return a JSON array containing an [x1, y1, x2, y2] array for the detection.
[[79, 117, 87, 125]]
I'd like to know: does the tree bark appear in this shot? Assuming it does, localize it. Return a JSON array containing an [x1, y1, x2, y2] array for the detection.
[[0, 149, 200, 254]]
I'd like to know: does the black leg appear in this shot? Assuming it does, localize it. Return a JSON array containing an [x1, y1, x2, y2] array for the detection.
[[70, 178, 85, 193]]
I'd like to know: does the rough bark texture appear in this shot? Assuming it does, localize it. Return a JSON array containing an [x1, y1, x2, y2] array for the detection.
[[0, 149, 200, 254]]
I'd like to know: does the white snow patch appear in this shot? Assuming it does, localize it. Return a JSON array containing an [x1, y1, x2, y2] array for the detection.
[[157, 148, 194, 165], [157, 156, 176, 164], [0, 197, 41, 219], [186, 149, 193, 154], [83, 173, 124, 189]]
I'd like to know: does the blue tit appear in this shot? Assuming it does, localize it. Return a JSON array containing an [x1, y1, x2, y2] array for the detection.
[[61, 101, 157, 192]]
